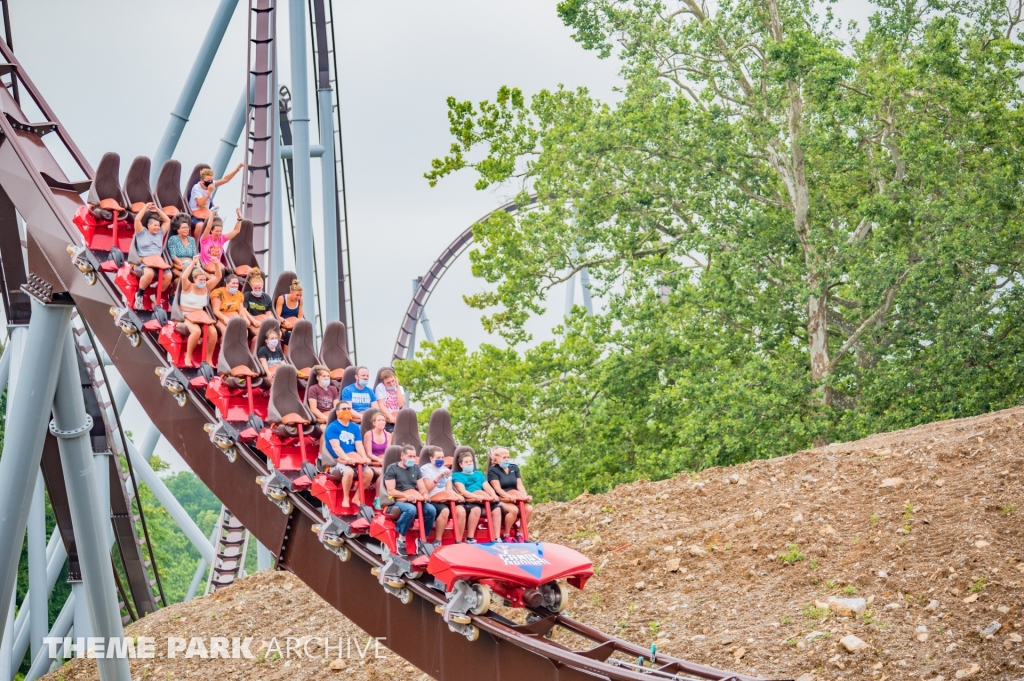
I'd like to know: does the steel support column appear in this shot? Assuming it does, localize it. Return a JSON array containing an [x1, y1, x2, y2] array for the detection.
[[0, 303, 71, 648], [11, 529, 68, 674], [257, 541, 273, 571], [24, 592, 74, 681], [151, 0, 241, 184], [126, 441, 215, 565], [288, 0, 316, 310], [52, 332, 130, 681], [580, 267, 594, 315], [212, 87, 249, 179], [271, 84, 285, 275], [27, 472, 47, 662], [317, 88, 339, 322], [184, 522, 219, 602], [140, 424, 161, 463]]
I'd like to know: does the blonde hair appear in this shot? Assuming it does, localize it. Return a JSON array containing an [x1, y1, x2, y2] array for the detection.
[[289, 279, 303, 292], [379, 368, 396, 382], [200, 168, 214, 179], [312, 364, 330, 379], [247, 267, 264, 285]]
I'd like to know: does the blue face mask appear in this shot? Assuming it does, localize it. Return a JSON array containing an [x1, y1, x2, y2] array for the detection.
[[461, 464, 473, 473], [195, 281, 206, 289], [403, 458, 416, 469], [356, 379, 368, 388], [433, 459, 444, 468], [500, 461, 510, 470]]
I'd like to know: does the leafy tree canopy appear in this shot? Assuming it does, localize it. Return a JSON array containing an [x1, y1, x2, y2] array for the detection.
[[405, 0, 1024, 501]]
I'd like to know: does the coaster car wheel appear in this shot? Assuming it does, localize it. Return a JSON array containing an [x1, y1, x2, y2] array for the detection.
[[464, 625, 479, 642], [399, 588, 414, 605], [470, 584, 492, 615]]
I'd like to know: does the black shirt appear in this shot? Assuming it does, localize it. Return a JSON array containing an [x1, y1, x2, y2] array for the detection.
[[244, 290, 271, 316], [487, 463, 521, 492], [257, 345, 284, 367], [384, 462, 422, 493]]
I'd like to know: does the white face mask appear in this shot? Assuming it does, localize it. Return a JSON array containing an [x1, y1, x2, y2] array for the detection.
[[319, 378, 330, 388], [267, 339, 279, 349]]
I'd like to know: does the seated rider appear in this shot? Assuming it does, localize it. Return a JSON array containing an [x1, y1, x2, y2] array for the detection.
[[420, 446, 465, 547], [210, 274, 245, 336], [242, 269, 272, 335], [256, 328, 285, 383], [362, 411, 391, 466], [178, 259, 218, 368], [487, 446, 533, 543], [321, 401, 375, 509], [452, 448, 500, 544], [132, 203, 172, 310], [307, 365, 340, 424], [188, 164, 243, 225], [383, 444, 437, 556], [197, 207, 244, 290], [274, 279, 304, 344], [166, 213, 198, 282], [374, 368, 406, 432], [341, 366, 375, 423]]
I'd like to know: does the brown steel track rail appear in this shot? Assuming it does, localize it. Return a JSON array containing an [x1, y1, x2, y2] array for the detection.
[[0, 35, 780, 681]]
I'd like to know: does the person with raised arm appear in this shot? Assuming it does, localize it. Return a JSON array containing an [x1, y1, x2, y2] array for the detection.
[[196, 207, 243, 290], [189, 164, 244, 225], [132, 202, 172, 310]]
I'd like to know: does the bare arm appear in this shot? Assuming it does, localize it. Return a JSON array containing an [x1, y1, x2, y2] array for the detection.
[[158, 207, 170, 233], [214, 163, 244, 187], [224, 207, 243, 241], [308, 398, 328, 423]]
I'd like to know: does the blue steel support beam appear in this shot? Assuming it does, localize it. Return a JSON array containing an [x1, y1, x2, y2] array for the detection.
[[288, 0, 316, 316], [211, 87, 250, 179], [151, 0, 241, 185], [317, 88, 339, 322]]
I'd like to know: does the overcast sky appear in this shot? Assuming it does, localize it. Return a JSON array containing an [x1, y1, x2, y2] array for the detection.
[[8, 0, 874, 471]]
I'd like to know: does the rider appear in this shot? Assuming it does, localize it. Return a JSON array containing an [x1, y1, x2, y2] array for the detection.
[[487, 446, 533, 543], [383, 444, 437, 556], [452, 448, 500, 544], [341, 366, 375, 423], [420, 446, 465, 546], [322, 401, 374, 509], [132, 203, 172, 310], [307, 365, 340, 424]]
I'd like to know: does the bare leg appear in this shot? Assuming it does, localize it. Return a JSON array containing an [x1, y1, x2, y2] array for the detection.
[[137, 267, 155, 291], [466, 506, 482, 540], [204, 324, 218, 365], [159, 269, 172, 292], [184, 321, 201, 368], [454, 505, 466, 542], [501, 503, 518, 536], [340, 467, 354, 507]]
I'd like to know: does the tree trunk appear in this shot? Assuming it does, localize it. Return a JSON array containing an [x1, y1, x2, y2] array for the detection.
[[807, 286, 831, 405]]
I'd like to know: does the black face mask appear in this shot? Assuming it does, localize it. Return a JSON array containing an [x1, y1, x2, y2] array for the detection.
[[202, 180, 212, 187]]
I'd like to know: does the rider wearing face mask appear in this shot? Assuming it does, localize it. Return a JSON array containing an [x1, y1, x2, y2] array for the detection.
[[487, 446, 533, 543], [383, 444, 437, 555], [341, 365, 376, 423], [256, 328, 285, 383], [451, 449, 501, 544], [419, 446, 465, 546], [210, 274, 245, 336], [242, 269, 271, 334], [306, 365, 340, 424]]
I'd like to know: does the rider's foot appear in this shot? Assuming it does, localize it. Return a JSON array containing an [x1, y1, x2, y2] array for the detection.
[[134, 291, 145, 310], [395, 537, 407, 556], [465, 538, 476, 544]]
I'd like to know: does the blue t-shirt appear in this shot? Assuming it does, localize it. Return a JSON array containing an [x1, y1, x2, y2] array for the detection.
[[341, 384, 376, 413], [324, 419, 361, 458], [452, 470, 486, 494]]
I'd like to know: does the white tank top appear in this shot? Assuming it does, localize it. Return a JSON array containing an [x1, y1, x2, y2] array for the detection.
[[179, 287, 208, 310]]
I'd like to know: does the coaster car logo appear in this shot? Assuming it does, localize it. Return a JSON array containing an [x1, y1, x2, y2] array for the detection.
[[491, 543, 550, 567]]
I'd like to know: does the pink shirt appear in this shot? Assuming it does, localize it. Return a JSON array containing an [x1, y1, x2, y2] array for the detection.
[[200, 234, 225, 266]]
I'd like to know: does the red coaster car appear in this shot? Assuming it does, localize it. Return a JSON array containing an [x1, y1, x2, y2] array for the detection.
[[428, 540, 593, 641], [309, 468, 376, 561], [255, 364, 321, 512], [205, 318, 268, 428], [157, 280, 219, 370]]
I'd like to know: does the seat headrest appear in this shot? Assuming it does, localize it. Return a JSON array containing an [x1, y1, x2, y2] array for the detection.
[[287, 320, 319, 371], [266, 364, 312, 424], [217, 317, 260, 376], [254, 317, 282, 352], [373, 366, 394, 391], [376, 445, 406, 503], [123, 156, 154, 207], [340, 366, 358, 391], [391, 408, 422, 450], [155, 160, 186, 214], [426, 408, 457, 459], [271, 271, 298, 309], [226, 218, 258, 271], [359, 407, 381, 438], [452, 445, 476, 468], [320, 321, 352, 372], [87, 152, 126, 209], [184, 163, 210, 207]]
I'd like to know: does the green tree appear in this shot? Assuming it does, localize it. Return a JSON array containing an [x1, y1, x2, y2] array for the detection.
[[407, 0, 1024, 500]]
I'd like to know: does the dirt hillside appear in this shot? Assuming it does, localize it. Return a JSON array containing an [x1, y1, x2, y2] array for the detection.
[[46, 406, 1023, 681]]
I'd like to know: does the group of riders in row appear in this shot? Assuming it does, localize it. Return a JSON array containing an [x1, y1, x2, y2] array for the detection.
[[124, 163, 532, 556]]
